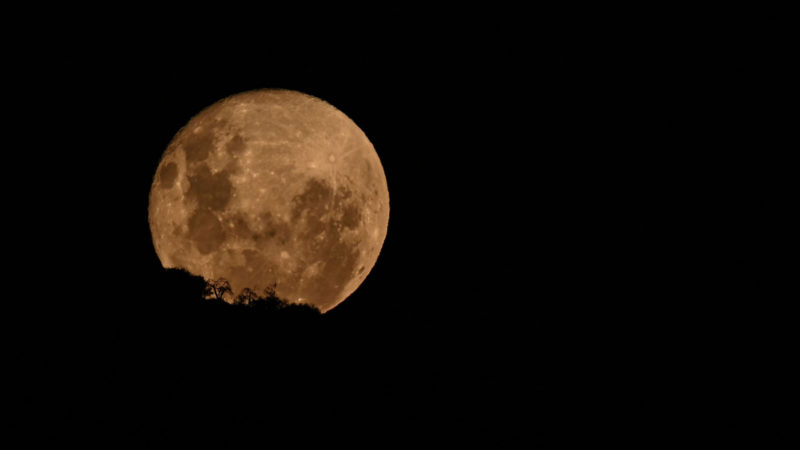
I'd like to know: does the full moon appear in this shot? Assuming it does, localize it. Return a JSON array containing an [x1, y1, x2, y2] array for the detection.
[[148, 89, 389, 312]]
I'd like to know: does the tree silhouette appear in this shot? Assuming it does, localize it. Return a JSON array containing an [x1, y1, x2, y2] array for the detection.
[[249, 283, 285, 312], [263, 282, 278, 298], [158, 269, 321, 316], [204, 278, 232, 301], [235, 287, 258, 305]]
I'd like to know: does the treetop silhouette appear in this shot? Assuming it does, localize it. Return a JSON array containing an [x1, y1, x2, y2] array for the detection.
[[162, 269, 321, 316]]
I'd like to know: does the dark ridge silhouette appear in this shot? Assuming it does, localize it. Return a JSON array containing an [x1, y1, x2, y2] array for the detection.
[[162, 268, 322, 317], [15, 267, 542, 444]]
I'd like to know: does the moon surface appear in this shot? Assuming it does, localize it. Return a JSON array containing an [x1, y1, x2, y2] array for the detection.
[[148, 89, 389, 312]]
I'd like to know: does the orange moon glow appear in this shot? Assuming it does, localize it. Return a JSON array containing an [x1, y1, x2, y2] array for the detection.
[[148, 89, 389, 312]]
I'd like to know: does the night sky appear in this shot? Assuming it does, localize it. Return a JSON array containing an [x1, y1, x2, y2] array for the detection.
[[34, 49, 562, 320], [7, 15, 677, 444]]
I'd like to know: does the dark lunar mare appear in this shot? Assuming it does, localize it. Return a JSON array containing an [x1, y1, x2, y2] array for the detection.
[[290, 177, 363, 311]]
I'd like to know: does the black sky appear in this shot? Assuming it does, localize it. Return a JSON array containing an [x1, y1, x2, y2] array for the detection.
[[6, 13, 697, 443], [29, 46, 552, 319]]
